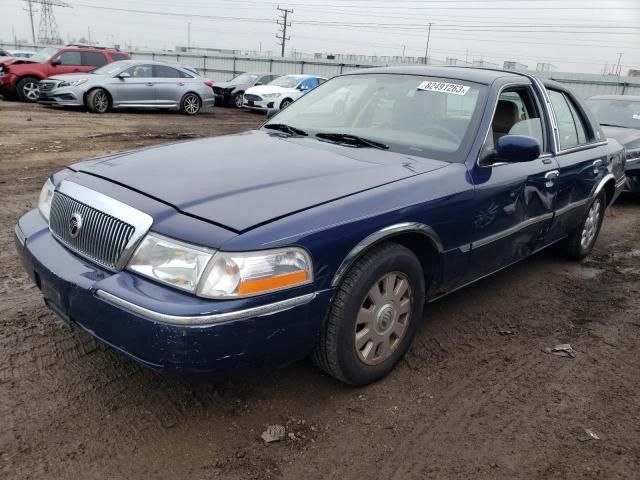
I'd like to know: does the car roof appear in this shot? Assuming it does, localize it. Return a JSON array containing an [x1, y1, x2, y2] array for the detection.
[[342, 65, 527, 85], [588, 94, 640, 101]]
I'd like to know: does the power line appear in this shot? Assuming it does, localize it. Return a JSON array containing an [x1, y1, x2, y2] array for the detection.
[[276, 5, 293, 57]]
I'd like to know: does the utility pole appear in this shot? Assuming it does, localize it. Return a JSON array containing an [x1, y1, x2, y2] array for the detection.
[[187, 22, 191, 51], [402, 45, 406, 57], [26, 0, 36, 44], [615, 52, 624, 94], [424, 22, 433, 65], [276, 6, 293, 58]]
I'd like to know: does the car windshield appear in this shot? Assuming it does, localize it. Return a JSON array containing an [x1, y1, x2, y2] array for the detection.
[[265, 74, 487, 161], [586, 98, 640, 129], [91, 61, 131, 75], [30, 47, 58, 63], [232, 73, 259, 83], [268, 76, 303, 88]]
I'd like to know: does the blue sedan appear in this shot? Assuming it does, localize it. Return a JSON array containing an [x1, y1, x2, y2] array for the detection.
[[15, 66, 626, 385]]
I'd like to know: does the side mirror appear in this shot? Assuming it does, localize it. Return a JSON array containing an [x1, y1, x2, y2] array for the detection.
[[481, 135, 541, 165], [117, 72, 131, 80], [51, 58, 61, 66], [266, 108, 278, 119], [254, 82, 262, 86]]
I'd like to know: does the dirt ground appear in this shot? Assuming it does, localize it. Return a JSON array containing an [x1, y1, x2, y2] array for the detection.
[[1, 102, 639, 480]]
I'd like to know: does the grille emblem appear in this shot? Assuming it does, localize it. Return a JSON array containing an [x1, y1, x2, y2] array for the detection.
[[69, 213, 83, 238]]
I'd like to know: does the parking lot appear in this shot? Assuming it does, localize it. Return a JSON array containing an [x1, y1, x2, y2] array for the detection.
[[1, 102, 639, 479]]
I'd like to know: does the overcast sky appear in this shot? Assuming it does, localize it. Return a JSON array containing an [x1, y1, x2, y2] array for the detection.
[[2, 0, 639, 74]]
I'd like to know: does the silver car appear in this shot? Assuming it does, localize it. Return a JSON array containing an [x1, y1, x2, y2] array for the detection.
[[37, 60, 214, 115]]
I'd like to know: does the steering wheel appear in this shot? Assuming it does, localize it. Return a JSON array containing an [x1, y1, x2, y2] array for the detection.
[[419, 125, 461, 144]]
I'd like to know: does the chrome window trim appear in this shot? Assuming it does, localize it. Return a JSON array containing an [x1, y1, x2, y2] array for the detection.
[[471, 212, 553, 249], [54, 181, 153, 271], [331, 222, 443, 287], [96, 290, 316, 326]]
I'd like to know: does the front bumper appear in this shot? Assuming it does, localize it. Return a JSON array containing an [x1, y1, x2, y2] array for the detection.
[[37, 88, 83, 106], [243, 97, 276, 111], [15, 209, 333, 375]]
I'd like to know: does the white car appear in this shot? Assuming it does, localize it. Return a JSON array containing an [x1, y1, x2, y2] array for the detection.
[[243, 74, 326, 112], [10, 50, 37, 59]]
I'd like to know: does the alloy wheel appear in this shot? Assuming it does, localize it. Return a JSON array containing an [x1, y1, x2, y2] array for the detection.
[[94, 91, 108, 113], [184, 94, 200, 114], [234, 93, 243, 108], [581, 198, 601, 250], [355, 271, 412, 366], [23, 81, 39, 100]]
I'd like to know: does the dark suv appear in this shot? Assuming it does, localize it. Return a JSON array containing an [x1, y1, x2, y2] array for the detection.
[[0, 44, 130, 102]]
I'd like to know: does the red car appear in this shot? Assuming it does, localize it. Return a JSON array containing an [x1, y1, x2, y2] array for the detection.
[[0, 44, 130, 102]]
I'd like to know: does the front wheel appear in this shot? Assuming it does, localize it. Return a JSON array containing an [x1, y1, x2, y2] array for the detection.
[[232, 92, 244, 108], [86, 89, 110, 113], [181, 93, 201, 115], [16, 77, 40, 102], [311, 243, 425, 385], [279, 98, 293, 109], [559, 191, 606, 260]]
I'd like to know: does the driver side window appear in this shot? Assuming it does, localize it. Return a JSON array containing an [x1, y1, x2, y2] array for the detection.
[[490, 87, 543, 149], [124, 64, 152, 78]]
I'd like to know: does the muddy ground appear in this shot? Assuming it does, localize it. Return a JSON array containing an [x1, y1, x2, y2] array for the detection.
[[0, 102, 639, 480]]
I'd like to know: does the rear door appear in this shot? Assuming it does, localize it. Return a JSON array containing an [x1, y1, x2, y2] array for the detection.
[[544, 88, 607, 242], [108, 64, 155, 105], [153, 65, 190, 105], [464, 83, 559, 281], [81, 51, 108, 71]]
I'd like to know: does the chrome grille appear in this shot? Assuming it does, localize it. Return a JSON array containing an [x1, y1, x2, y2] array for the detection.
[[49, 192, 135, 270], [39, 80, 58, 93], [244, 94, 262, 102]]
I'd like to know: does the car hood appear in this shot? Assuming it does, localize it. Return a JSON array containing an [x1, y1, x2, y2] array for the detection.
[[71, 130, 448, 232], [0, 57, 38, 66], [215, 81, 247, 89], [602, 125, 640, 148], [245, 85, 297, 96]]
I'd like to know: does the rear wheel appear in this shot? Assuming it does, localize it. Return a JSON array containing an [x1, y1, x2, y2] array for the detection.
[[559, 191, 605, 260], [16, 77, 40, 102], [280, 98, 293, 109], [181, 93, 201, 115], [311, 243, 425, 385], [86, 89, 110, 113], [232, 92, 244, 108]]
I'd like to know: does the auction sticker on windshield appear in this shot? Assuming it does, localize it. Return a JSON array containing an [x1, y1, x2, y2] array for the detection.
[[417, 81, 470, 95]]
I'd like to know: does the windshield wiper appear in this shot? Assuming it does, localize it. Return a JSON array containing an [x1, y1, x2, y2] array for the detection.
[[316, 132, 389, 150], [263, 123, 308, 136]]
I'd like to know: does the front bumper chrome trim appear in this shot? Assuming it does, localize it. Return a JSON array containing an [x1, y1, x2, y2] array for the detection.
[[95, 290, 317, 326]]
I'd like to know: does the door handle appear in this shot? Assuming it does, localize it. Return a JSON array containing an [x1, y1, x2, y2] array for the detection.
[[177, 82, 185, 86], [146, 82, 154, 86], [545, 170, 560, 188], [592, 159, 603, 174]]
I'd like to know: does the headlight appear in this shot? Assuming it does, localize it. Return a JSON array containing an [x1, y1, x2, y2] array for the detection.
[[128, 234, 313, 298], [128, 233, 214, 293], [59, 79, 87, 87], [38, 178, 55, 221], [198, 248, 313, 298], [263, 93, 282, 98]]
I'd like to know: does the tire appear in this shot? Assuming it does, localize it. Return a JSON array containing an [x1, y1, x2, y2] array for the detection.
[[16, 77, 40, 102], [559, 191, 606, 261], [232, 92, 244, 108], [85, 88, 110, 113], [311, 242, 425, 385], [280, 98, 293, 109], [181, 92, 201, 115]]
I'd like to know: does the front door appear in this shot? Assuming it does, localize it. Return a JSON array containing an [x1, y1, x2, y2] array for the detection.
[[464, 84, 559, 281], [49, 51, 87, 76], [109, 64, 155, 105]]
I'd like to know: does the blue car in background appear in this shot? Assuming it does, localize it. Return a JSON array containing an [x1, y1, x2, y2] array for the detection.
[[15, 66, 625, 385]]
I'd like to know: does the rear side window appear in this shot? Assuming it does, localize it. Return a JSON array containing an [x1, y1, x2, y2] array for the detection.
[[110, 52, 130, 61], [153, 65, 184, 78], [82, 52, 107, 67], [56, 51, 82, 65], [548, 90, 589, 150]]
